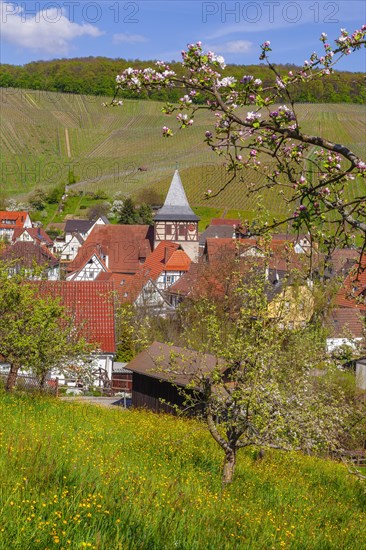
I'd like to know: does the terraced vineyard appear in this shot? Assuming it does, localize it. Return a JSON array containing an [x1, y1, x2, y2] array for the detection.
[[0, 89, 364, 221]]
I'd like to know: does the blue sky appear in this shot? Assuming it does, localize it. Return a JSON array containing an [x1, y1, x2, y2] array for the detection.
[[0, 1, 365, 71]]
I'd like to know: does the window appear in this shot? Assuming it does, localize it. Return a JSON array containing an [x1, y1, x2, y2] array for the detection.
[[166, 224, 172, 236], [179, 225, 186, 237]]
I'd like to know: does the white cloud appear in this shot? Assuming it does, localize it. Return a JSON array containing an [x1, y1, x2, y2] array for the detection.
[[113, 33, 148, 45], [205, 40, 253, 54], [0, 1, 104, 55]]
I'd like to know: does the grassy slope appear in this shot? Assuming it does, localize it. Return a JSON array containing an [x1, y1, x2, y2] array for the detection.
[[0, 393, 365, 550], [0, 89, 365, 220]]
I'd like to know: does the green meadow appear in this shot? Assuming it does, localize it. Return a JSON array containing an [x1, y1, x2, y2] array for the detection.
[[0, 393, 365, 549]]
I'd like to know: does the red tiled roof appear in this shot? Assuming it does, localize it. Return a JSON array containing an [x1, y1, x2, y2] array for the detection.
[[66, 225, 153, 274], [105, 242, 192, 304], [0, 211, 30, 229], [142, 241, 179, 280], [327, 308, 365, 338], [1, 241, 59, 267], [206, 237, 276, 258], [165, 249, 192, 272], [33, 281, 116, 353], [210, 218, 241, 226], [112, 242, 183, 303], [168, 263, 200, 296], [335, 258, 366, 310], [329, 248, 359, 275]]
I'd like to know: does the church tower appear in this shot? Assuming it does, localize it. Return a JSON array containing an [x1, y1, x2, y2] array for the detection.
[[154, 170, 200, 261]]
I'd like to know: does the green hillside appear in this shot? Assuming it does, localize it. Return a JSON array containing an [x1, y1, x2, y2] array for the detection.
[[0, 88, 365, 222], [0, 393, 365, 549], [1, 56, 364, 103]]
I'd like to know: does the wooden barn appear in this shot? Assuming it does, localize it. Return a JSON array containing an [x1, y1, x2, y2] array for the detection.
[[127, 341, 225, 414]]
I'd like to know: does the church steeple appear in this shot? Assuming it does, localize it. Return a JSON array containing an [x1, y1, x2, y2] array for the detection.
[[154, 170, 200, 261], [154, 170, 199, 222]]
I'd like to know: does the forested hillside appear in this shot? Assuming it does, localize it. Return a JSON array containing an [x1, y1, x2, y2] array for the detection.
[[1, 56, 365, 103]]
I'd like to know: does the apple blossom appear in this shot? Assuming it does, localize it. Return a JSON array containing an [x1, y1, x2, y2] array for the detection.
[[112, 25, 366, 251]]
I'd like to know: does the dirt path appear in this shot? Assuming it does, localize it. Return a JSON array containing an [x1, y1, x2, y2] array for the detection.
[[59, 396, 129, 408], [65, 128, 71, 158]]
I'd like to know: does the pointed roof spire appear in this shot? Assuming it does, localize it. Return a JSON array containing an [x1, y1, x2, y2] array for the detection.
[[155, 170, 200, 221]]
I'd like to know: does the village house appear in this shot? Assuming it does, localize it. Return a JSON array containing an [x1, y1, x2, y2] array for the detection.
[[167, 235, 316, 326], [326, 308, 365, 354], [0, 211, 32, 240], [198, 218, 248, 254], [34, 280, 117, 388], [1, 241, 60, 280], [326, 256, 366, 352], [65, 224, 153, 281], [11, 226, 54, 249], [120, 241, 192, 312], [54, 216, 109, 262]]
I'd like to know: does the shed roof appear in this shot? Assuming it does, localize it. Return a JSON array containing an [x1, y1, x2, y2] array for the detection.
[[127, 341, 224, 387]]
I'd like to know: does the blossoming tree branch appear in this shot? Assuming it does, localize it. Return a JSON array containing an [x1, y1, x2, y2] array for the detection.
[[113, 26, 366, 251]]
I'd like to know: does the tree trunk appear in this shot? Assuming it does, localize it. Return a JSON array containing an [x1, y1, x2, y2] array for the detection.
[[6, 364, 19, 392], [40, 372, 47, 389], [222, 448, 236, 486]]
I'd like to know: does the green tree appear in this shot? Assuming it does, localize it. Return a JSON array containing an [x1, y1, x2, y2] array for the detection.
[[118, 197, 139, 224], [137, 202, 153, 225], [0, 263, 93, 391], [46, 184, 65, 205], [29, 187, 47, 210], [115, 303, 149, 361], [157, 269, 354, 485]]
